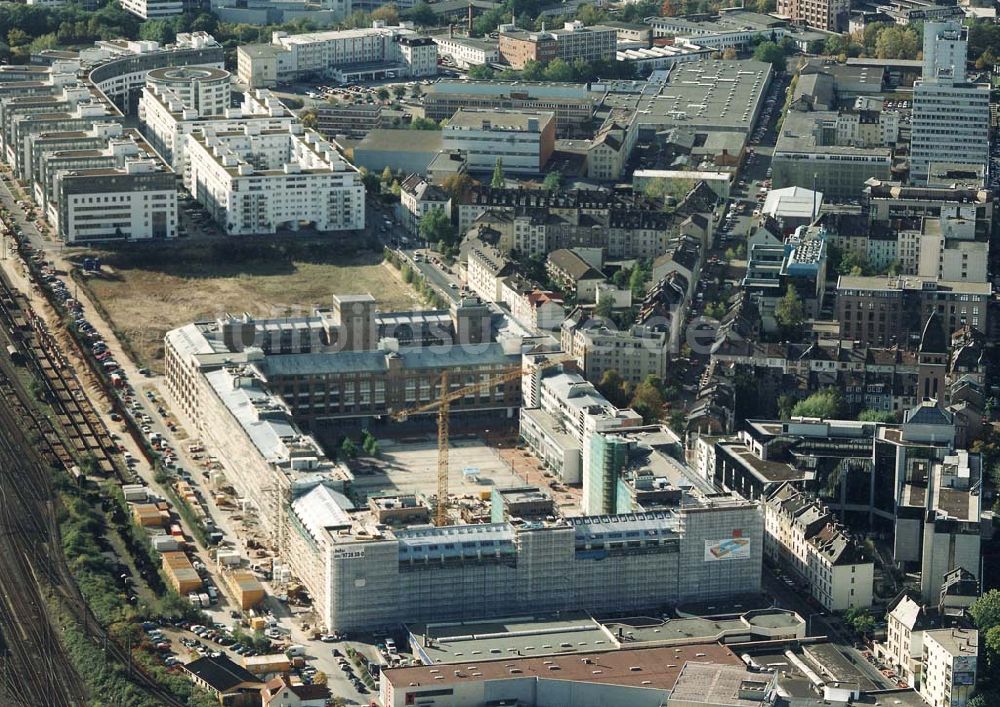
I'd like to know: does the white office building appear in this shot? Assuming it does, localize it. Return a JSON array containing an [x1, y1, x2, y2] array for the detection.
[[186, 124, 364, 235], [56, 157, 177, 243], [442, 108, 555, 175], [119, 0, 184, 19], [910, 21, 990, 183], [237, 23, 437, 88]]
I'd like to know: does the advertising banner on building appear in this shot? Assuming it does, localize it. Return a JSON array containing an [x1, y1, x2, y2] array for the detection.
[[705, 537, 751, 561]]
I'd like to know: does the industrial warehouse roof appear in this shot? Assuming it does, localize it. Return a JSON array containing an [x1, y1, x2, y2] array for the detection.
[[385, 643, 743, 692], [409, 613, 611, 664], [258, 342, 519, 377]]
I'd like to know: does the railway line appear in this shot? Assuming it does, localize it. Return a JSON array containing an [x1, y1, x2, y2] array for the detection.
[[0, 262, 190, 706]]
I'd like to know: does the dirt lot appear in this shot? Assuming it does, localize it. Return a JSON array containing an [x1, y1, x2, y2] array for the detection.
[[75, 242, 421, 370]]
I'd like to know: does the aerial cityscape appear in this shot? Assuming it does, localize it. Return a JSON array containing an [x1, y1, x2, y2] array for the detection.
[[0, 1, 998, 706]]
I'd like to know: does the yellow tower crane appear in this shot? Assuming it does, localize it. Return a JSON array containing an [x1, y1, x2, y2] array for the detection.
[[390, 352, 574, 526]]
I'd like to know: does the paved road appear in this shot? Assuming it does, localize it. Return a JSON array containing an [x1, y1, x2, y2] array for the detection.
[[762, 568, 894, 690]]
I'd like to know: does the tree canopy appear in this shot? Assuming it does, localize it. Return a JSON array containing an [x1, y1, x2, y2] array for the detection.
[[791, 388, 843, 419]]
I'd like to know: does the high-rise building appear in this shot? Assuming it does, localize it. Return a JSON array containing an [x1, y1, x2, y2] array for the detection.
[[910, 22, 990, 183]]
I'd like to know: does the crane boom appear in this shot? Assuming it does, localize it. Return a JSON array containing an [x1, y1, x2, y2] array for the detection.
[[390, 352, 575, 525]]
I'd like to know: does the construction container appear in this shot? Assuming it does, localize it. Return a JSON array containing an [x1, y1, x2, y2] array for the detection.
[[132, 503, 169, 527], [216, 550, 242, 567], [122, 484, 148, 502], [242, 654, 292, 675], [250, 616, 267, 631], [222, 569, 266, 610], [161, 551, 202, 595], [151, 535, 180, 552]]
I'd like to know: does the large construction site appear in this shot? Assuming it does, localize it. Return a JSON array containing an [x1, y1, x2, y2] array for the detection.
[[161, 293, 765, 632]]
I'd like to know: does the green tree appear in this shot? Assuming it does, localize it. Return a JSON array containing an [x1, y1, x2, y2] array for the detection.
[[543, 58, 575, 82], [300, 109, 318, 129], [392, 84, 406, 100], [630, 375, 666, 424], [858, 409, 895, 423], [774, 284, 804, 330], [598, 369, 630, 407], [542, 170, 562, 191], [376, 87, 390, 102], [468, 64, 495, 79], [439, 173, 474, 200], [406, 2, 439, 26], [380, 165, 393, 184], [753, 41, 787, 71], [791, 388, 843, 419], [594, 297, 614, 318], [521, 60, 545, 81], [410, 84, 423, 99], [371, 3, 399, 24], [875, 26, 919, 59], [419, 207, 455, 246], [491, 157, 505, 188], [340, 437, 358, 459], [844, 607, 876, 636], [970, 590, 1000, 633], [409, 116, 441, 130], [576, 4, 606, 24]]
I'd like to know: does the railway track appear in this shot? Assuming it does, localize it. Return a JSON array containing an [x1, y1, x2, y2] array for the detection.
[[0, 263, 190, 706]]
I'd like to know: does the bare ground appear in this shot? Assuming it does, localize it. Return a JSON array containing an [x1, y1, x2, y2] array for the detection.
[[75, 242, 421, 369]]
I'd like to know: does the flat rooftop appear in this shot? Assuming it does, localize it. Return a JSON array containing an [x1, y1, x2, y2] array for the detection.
[[385, 642, 743, 692], [410, 613, 613, 664], [775, 109, 893, 157], [603, 609, 803, 646], [670, 662, 773, 707], [446, 108, 554, 132], [593, 60, 771, 132]]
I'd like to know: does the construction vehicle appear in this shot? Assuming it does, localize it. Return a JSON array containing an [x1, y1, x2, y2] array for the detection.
[[391, 352, 574, 526]]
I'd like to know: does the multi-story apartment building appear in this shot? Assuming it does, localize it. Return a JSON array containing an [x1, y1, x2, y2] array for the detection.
[[920, 629, 978, 707], [145, 66, 231, 117], [777, 0, 849, 31], [442, 108, 555, 175], [519, 369, 642, 488], [863, 180, 992, 240], [186, 125, 364, 235], [456, 187, 685, 260], [561, 310, 670, 386], [237, 24, 437, 88], [423, 80, 594, 138], [398, 175, 450, 235], [742, 225, 828, 334], [499, 21, 616, 69], [55, 157, 177, 243], [772, 109, 893, 199], [85, 32, 224, 114], [712, 405, 982, 600], [310, 103, 381, 140], [139, 85, 296, 181], [910, 22, 990, 183], [835, 275, 990, 347], [432, 36, 500, 68], [763, 483, 874, 611]]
